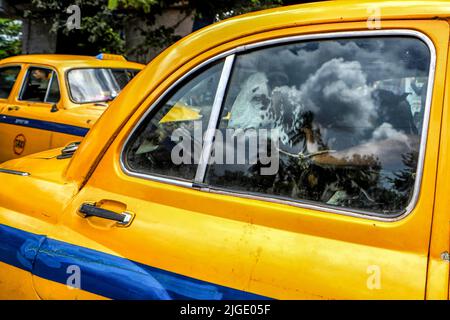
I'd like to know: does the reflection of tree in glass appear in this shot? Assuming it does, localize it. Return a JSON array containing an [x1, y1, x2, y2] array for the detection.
[[219, 106, 419, 214], [389, 151, 418, 195]]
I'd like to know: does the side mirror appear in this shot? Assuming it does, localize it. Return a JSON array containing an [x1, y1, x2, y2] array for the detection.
[[50, 104, 59, 113]]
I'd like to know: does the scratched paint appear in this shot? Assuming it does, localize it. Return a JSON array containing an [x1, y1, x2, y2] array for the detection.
[[0, 224, 45, 272]]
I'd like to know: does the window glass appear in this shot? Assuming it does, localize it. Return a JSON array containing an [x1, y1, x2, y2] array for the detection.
[[0, 66, 20, 99], [111, 69, 139, 89], [205, 36, 431, 215], [68, 68, 140, 103], [123, 60, 224, 181], [46, 74, 61, 103], [20, 67, 56, 103]]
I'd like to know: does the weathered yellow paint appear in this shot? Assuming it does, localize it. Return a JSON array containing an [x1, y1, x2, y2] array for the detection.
[[0, 1, 449, 300], [0, 262, 39, 300], [32, 275, 108, 300]]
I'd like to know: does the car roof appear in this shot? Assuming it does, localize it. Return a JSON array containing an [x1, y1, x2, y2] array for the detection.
[[66, 0, 450, 183], [226, 0, 450, 23], [128, 0, 450, 95], [0, 54, 145, 70]]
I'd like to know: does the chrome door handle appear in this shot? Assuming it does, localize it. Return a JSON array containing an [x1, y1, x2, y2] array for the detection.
[[7, 106, 20, 111], [78, 203, 133, 226]]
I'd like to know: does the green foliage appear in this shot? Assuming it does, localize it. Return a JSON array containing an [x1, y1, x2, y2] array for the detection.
[[115, 0, 163, 13], [108, 0, 119, 10], [23, 0, 291, 59], [131, 25, 182, 58], [113, 0, 286, 59], [0, 19, 22, 59], [24, 0, 125, 54], [190, 0, 284, 20]]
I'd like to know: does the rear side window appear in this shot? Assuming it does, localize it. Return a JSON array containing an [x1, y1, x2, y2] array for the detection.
[[20, 67, 60, 103], [0, 66, 21, 99], [123, 61, 225, 181], [205, 36, 432, 216]]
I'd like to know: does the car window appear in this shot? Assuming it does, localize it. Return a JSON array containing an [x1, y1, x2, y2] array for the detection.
[[123, 60, 224, 182], [0, 66, 21, 99], [20, 67, 60, 103], [67, 68, 140, 103], [111, 69, 140, 89], [204, 36, 431, 216], [46, 73, 61, 103]]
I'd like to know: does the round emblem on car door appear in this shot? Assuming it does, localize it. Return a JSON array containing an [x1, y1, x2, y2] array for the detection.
[[13, 134, 26, 155]]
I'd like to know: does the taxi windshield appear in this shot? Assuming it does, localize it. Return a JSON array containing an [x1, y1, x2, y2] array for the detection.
[[67, 68, 139, 104]]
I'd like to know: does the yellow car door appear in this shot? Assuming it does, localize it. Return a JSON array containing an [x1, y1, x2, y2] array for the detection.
[[30, 20, 447, 300], [31, 59, 266, 300], [0, 64, 41, 299], [0, 65, 62, 162]]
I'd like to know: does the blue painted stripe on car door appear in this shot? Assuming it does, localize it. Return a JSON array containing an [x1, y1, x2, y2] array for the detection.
[[0, 224, 270, 300], [0, 115, 89, 137], [0, 224, 46, 272]]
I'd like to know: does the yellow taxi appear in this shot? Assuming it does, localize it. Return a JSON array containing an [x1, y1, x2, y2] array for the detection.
[[0, 54, 144, 162], [0, 0, 449, 300]]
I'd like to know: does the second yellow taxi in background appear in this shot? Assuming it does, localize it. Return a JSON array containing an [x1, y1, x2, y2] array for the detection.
[[0, 54, 144, 162]]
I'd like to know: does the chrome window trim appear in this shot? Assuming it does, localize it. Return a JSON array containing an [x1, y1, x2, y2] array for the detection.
[[43, 71, 54, 102], [0, 168, 30, 176], [200, 187, 406, 221], [127, 173, 192, 189], [194, 55, 235, 182], [120, 29, 436, 222]]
